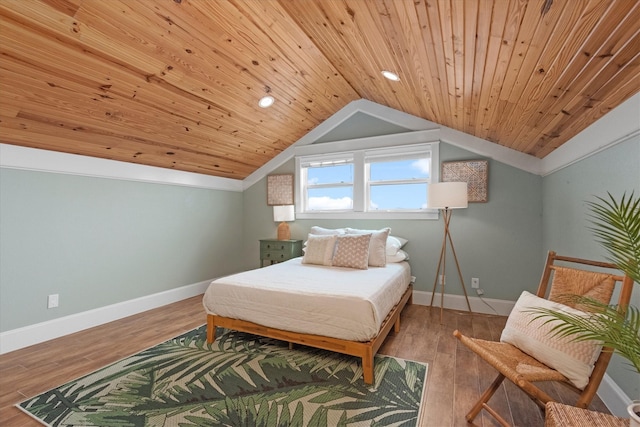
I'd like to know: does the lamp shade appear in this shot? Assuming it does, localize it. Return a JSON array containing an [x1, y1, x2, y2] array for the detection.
[[428, 182, 468, 209], [273, 205, 295, 222]]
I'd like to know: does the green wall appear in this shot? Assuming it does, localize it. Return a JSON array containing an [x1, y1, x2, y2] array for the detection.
[[542, 136, 640, 400], [242, 142, 544, 302], [0, 168, 244, 332]]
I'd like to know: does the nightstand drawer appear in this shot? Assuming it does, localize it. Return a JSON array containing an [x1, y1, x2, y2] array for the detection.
[[261, 249, 289, 262], [259, 239, 303, 267], [260, 241, 291, 253]]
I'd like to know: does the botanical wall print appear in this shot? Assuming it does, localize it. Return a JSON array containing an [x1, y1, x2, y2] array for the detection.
[[441, 160, 489, 203], [267, 174, 294, 206]]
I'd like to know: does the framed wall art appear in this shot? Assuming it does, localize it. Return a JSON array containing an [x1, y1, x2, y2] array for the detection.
[[441, 160, 489, 203], [267, 174, 294, 205]]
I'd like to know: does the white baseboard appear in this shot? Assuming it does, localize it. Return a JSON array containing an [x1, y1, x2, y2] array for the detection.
[[598, 373, 633, 417], [0, 279, 212, 355], [413, 290, 515, 316]]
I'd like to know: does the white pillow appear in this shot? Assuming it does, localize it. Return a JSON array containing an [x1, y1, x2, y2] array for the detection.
[[309, 226, 346, 235], [302, 234, 337, 266], [331, 234, 371, 270], [500, 291, 603, 390], [345, 227, 390, 267], [387, 249, 409, 263], [386, 235, 408, 256]]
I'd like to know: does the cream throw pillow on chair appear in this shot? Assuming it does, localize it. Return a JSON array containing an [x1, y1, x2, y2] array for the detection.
[[500, 291, 603, 390]]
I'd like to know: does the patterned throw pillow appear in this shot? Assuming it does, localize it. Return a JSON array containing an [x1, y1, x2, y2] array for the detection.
[[302, 234, 337, 266], [345, 227, 390, 267], [331, 234, 372, 270], [500, 291, 603, 390]]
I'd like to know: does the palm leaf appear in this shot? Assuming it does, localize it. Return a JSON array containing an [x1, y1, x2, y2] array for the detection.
[[529, 296, 640, 372], [527, 191, 640, 374], [586, 191, 640, 283], [20, 327, 427, 426]]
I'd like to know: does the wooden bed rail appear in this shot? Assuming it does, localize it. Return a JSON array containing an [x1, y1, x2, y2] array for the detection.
[[206, 284, 413, 384]]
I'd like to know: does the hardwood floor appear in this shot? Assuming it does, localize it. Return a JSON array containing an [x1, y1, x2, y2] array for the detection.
[[0, 296, 611, 426]]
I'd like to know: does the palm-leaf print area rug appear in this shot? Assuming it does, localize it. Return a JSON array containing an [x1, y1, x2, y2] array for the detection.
[[18, 325, 428, 427]]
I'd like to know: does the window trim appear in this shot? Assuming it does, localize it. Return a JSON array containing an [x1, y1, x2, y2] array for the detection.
[[295, 140, 439, 220]]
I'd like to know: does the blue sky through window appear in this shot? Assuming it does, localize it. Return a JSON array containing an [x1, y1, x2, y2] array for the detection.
[[307, 158, 429, 211], [307, 163, 353, 185], [370, 158, 429, 180]]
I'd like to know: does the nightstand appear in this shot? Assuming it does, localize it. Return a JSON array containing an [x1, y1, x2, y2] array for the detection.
[[259, 239, 303, 267]]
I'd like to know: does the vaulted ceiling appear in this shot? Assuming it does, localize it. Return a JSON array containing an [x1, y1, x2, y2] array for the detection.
[[1, 0, 638, 180]]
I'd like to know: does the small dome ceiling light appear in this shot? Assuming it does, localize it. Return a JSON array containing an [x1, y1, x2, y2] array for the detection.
[[258, 95, 275, 108], [382, 70, 400, 81]]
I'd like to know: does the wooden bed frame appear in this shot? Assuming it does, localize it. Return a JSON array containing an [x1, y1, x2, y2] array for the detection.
[[206, 284, 413, 384]]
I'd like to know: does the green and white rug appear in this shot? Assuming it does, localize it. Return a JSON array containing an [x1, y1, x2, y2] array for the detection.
[[19, 325, 428, 426]]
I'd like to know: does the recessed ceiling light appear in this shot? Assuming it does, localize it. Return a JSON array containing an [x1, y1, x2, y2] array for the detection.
[[382, 70, 400, 81], [258, 96, 274, 108]]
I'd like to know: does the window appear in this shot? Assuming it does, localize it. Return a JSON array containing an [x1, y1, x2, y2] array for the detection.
[[296, 143, 439, 220], [303, 155, 354, 211], [366, 152, 430, 211]]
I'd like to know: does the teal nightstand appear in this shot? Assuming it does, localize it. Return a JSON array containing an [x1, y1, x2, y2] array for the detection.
[[259, 239, 303, 267]]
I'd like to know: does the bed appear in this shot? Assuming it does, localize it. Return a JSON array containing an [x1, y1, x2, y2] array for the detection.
[[202, 256, 413, 384]]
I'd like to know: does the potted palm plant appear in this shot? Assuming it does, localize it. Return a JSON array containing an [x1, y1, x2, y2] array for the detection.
[[533, 192, 639, 424]]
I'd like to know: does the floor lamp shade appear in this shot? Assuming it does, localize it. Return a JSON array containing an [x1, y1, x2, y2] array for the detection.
[[273, 205, 295, 240], [428, 182, 468, 209]]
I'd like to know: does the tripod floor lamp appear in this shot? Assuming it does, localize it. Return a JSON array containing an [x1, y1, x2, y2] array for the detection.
[[428, 181, 472, 322]]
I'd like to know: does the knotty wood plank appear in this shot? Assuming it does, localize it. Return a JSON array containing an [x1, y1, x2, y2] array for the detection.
[[475, 0, 522, 142], [515, 0, 638, 155], [390, 0, 441, 121], [485, 0, 537, 144]]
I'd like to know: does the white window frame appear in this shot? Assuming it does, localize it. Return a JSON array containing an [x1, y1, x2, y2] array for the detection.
[[364, 146, 432, 213], [295, 136, 440, 220], [299, 153, 356, 212]]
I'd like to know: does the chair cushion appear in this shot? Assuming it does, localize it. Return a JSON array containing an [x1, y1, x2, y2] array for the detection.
[[500, 291, 603, 390]]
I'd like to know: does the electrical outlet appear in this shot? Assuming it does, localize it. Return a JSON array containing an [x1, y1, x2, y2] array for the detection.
[[47, 294, 59, 309], [471, 277, 480, 289], [439, 274, 445, 285]]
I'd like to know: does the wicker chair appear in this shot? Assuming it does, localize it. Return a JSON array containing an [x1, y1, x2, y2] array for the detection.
[[453, 251, 635, 427]]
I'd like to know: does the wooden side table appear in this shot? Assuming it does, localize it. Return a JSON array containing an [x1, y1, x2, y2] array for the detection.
[[545, 402, 627, 427], [259, 239, 303, 267]]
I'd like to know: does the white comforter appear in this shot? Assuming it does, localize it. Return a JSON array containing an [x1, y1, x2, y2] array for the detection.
[[203, 258, 411, 342]]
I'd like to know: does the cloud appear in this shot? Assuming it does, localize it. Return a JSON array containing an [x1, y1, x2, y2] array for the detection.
[[308, 196, 353, 210], [411, 158, 430, 175]]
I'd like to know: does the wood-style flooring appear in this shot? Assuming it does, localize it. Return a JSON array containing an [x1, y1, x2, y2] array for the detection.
[[0, 296, 611, 426]]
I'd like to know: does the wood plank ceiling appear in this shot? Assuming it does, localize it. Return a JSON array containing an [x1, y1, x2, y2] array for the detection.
[[1, 0, 638, 180]]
